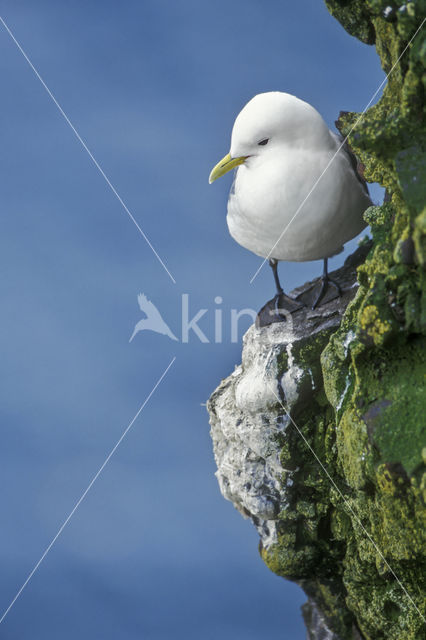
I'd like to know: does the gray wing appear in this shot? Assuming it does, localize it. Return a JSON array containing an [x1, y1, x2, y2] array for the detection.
[[334, 113, 369, 196], [339, 134, 369, 196]]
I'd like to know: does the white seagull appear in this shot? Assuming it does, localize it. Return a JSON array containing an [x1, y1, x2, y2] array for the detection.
[[209, 92, 371, 314], [129, 294, 178, 342]]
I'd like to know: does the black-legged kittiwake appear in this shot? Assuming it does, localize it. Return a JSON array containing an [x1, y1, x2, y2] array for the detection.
[[209, 92, 371, 319]]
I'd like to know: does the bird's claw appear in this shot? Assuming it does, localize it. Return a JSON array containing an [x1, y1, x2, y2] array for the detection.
[[256, 292, 302, 328], [295, 277, 342, 309], [311, 277, 341, 309]]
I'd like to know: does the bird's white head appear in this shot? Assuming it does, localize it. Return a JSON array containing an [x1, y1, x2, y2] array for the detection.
[[209, 91, 328, 184]]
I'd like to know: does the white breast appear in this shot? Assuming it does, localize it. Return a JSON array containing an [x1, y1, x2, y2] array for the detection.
[[226, 135, 370, 262]]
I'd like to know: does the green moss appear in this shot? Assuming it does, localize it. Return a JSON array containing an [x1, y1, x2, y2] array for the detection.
[[320, 1, 426, 637], [395, 148, 426, 214], [359, 336, 426, 474], [325, 0, 375, 44], [262, 2, 426, 638], [413, 207, 426, 266]]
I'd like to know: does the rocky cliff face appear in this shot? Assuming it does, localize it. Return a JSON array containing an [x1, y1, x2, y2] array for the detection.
[[208, 2, 425, 639]]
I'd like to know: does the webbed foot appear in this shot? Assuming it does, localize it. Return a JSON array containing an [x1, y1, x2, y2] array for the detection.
[[256, 292, 302, 328], [295, 276, 342, 309]]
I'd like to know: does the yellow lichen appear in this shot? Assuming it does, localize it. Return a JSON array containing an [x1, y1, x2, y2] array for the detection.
[[359, 304, 392, 342]]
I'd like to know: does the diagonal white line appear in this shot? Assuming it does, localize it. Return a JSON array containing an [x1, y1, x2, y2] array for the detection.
[[0, 356, 176, 626], [269, 383, 426, 625], [249, 17, 426, 284], [0, 15, 176, 284]]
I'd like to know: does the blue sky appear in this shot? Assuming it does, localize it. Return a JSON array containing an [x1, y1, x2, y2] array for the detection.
[[0, 2, 385, 638]]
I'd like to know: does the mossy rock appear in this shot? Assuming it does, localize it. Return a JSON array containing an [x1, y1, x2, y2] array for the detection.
[[209, 2, 426, 638], [318, 1, 426, 638], [267, 1, 426, 638]]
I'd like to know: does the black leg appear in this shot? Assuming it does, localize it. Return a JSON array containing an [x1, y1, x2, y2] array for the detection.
[[269, 259, 284, 319], [311, 258, 342, 309], [266, 259, 302, 320], [269, 258, 283, 295], [256, 259, 305, 327]]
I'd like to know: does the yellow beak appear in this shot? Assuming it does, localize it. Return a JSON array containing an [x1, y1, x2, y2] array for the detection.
[[209, 152, 247, 184]]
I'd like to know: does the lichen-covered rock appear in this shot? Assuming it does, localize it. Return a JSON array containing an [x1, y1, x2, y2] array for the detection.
[[209, 249, 372, 640], [208, 2, 426, 639], [208, 284, 351, 549], [320, 2, 426, 637]]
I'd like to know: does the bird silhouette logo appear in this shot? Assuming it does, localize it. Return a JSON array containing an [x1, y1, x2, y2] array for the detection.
[[129, 293, 179, 343]]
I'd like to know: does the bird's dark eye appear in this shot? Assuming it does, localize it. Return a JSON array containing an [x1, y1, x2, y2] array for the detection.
[[258, 138, 269, 146]]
